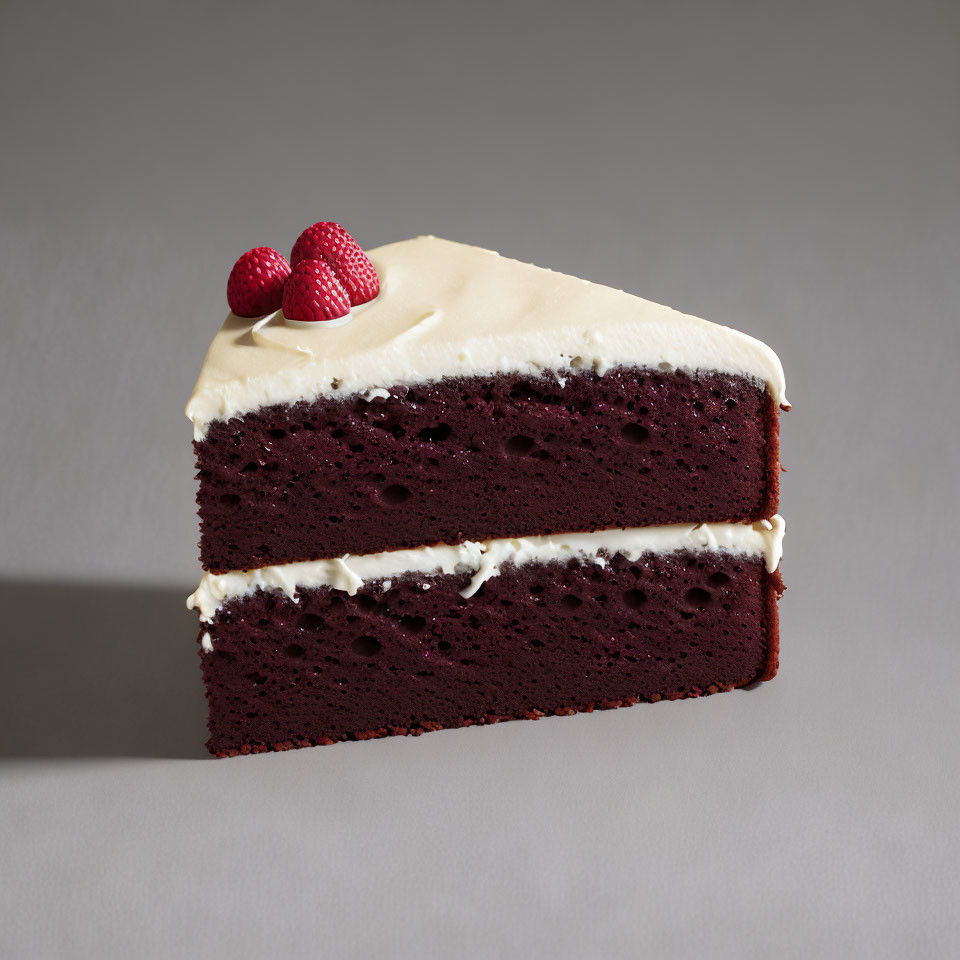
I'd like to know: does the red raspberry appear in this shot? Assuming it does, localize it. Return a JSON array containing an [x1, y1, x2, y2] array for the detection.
[[290, 222, 380, 306], [281, 259, 351, 323], [226, 247, 291, 317]]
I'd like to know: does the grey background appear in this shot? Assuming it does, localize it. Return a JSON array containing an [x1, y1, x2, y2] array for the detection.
[[1, 0, 958, 956]]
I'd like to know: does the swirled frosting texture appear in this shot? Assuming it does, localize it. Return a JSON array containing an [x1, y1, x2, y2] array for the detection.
[[186, 236, 788, 439]]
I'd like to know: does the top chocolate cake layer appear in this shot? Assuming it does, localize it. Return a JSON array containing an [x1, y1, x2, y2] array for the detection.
[[196, 367, 779, 573]]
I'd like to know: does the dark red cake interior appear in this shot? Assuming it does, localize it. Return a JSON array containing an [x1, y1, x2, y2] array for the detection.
[[200, 551, 784, 756], [196, 368, 780, 573]]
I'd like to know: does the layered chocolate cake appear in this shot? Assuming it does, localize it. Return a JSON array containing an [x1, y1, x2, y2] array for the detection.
[[187, 226, 788, 756]]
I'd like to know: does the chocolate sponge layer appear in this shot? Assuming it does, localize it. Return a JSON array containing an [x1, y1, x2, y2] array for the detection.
[[200, 550, 783, 757], [196, 368, 780, 573]]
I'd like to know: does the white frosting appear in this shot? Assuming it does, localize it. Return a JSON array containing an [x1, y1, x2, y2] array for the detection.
[[186, 236, 788, 439], [188, 517, 784, 624]]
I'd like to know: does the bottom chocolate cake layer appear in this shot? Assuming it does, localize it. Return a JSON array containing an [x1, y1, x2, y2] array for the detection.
[[199, 550, 784, 757]]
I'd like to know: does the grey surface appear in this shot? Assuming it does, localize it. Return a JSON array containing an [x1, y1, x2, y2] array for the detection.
[[1, 0, 958, 956]]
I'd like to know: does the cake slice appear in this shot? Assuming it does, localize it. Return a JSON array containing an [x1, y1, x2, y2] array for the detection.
[[187, 225, 787, 756]]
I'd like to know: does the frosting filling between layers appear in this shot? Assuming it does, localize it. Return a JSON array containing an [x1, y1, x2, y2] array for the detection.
[[188, 517, 785, 624], [186, 236, 789, 439]]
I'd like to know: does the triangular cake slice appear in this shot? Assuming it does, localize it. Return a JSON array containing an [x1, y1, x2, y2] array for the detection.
[[187, 231, 787, 756]]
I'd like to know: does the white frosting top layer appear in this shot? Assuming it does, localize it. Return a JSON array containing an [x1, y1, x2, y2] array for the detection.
[[188, 517, 784, 623], [186, 236, 788, 439]]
